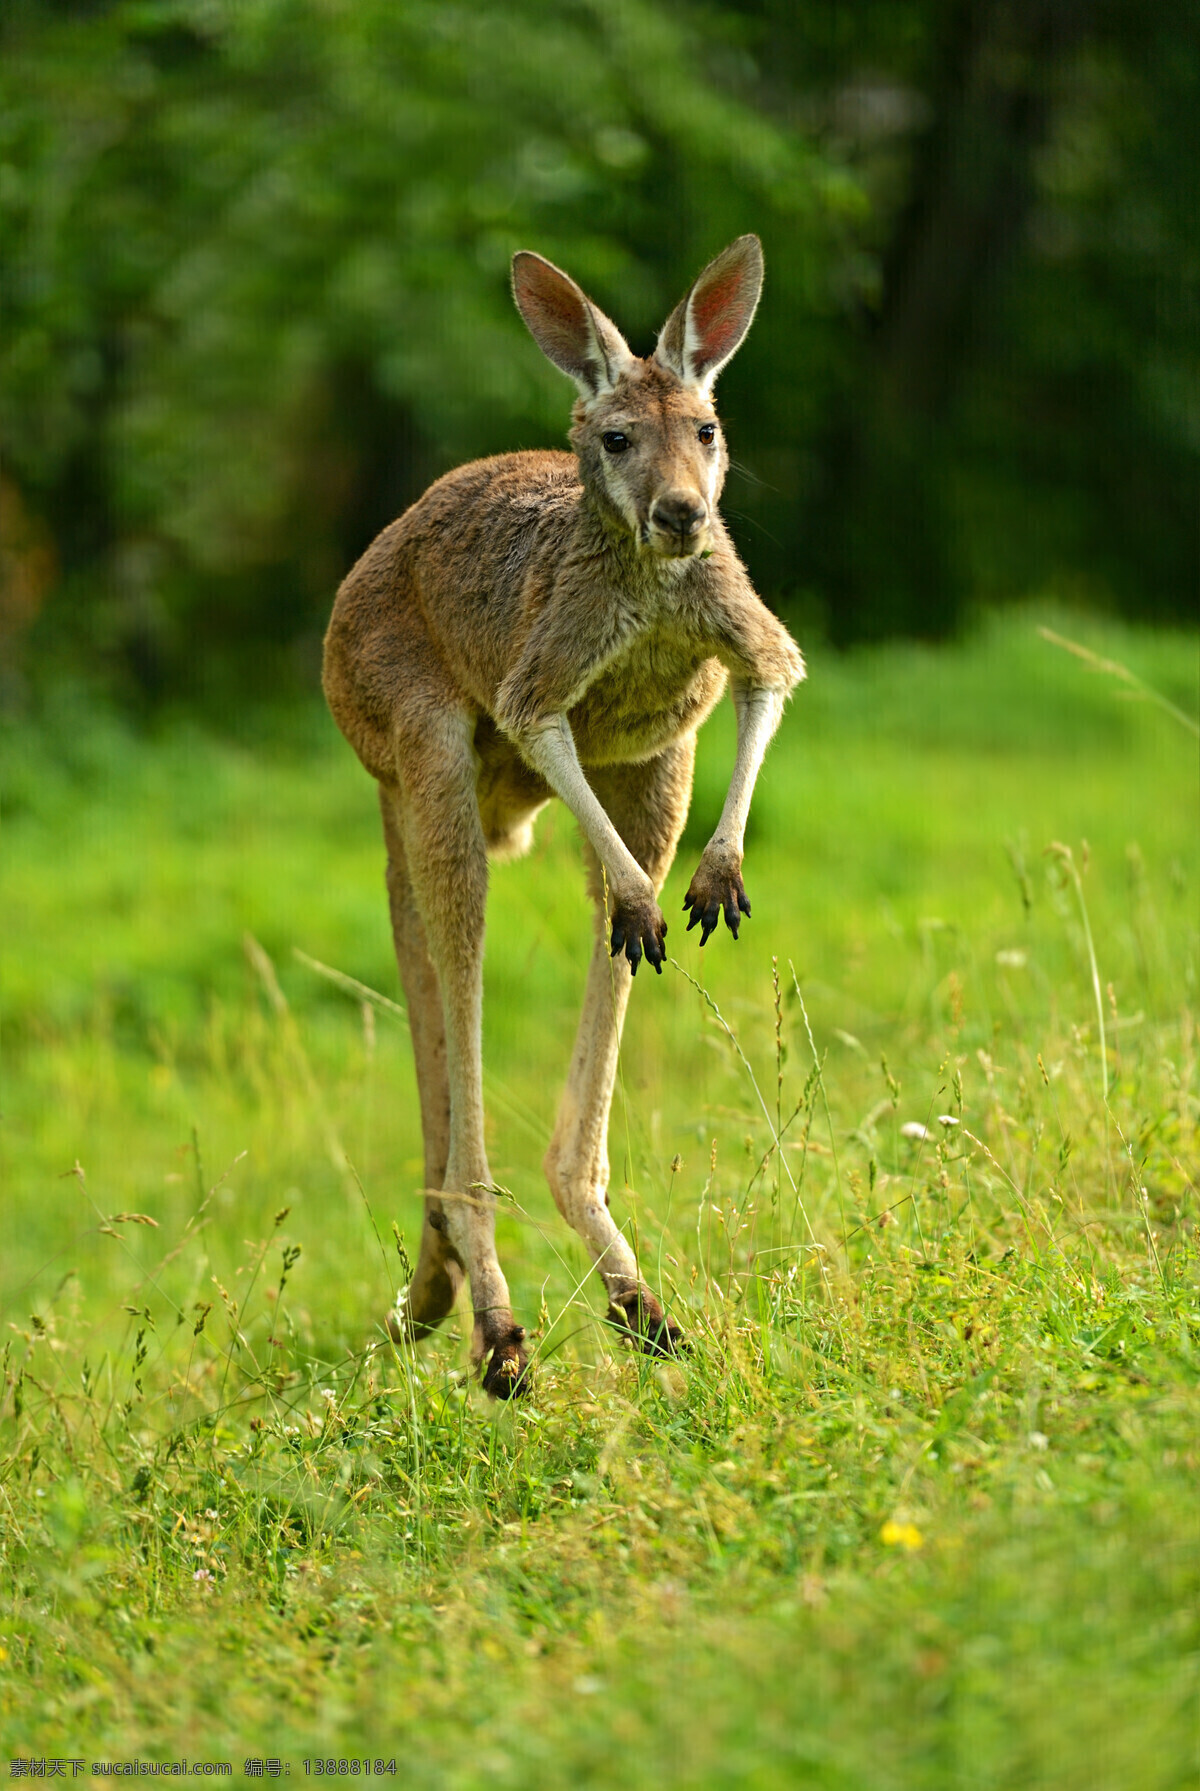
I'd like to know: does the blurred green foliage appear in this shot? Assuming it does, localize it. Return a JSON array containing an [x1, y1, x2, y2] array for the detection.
[[0, 0, 1196, 703]]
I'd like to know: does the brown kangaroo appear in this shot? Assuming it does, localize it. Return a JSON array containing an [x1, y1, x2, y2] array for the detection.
[[323, 235, 804, 1395]]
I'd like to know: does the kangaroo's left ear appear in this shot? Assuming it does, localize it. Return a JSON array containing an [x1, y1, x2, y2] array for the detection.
[[654, 235, 763, 396]]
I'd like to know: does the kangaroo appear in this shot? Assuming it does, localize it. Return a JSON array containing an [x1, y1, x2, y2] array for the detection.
[[323, 234, 804, 1396]]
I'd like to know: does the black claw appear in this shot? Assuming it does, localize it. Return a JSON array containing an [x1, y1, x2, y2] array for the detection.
[[484, 1353, 530, 1399], [607, 1294, 685, 1358], [684, 882, 752, 946], [480, 1324, 530, 1400], [644, 1320, 688, 1359], [610, 924, 625, 957]]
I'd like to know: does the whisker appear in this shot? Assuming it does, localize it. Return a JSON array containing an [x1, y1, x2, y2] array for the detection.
[[723, 507, 784, 548], [728, 458, 779, 493]]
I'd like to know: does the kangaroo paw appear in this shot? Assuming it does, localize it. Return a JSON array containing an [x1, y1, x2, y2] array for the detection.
[[609, 894, 668, 977], [683, 855, 751, 946], [608, 1289, 686, 1358]]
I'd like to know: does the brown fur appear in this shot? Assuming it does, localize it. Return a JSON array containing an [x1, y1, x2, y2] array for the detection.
[[323, 236, 804, 1392]]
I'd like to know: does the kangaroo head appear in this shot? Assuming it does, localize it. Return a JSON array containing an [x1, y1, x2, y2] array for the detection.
[[512, 236, 763, 561]]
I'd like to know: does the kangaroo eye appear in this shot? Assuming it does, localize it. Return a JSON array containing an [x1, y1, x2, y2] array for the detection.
[[698, 423, 717, 446], [602, 431, 630, 454]]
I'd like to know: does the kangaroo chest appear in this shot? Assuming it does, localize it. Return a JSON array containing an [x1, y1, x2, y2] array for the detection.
[[567, 628, 726, 766]]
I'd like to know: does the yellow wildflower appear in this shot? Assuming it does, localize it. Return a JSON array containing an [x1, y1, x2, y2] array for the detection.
[[880, 1518, 924, 1551]]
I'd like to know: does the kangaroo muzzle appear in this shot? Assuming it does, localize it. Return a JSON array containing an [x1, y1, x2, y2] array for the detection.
[[648, 490, 709, 557]]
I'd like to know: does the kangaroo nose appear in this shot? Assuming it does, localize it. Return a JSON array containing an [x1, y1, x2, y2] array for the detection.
[[650, 492, 707, 539]]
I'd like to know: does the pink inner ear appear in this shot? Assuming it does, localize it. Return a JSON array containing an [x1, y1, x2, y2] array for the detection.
[[516, 264, 592, 376], [690, 268, 752, 375]]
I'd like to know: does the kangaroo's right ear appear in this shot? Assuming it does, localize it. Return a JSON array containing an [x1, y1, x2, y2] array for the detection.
[[512, 252, 635, 401]]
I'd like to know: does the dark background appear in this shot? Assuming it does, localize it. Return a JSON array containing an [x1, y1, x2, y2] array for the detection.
[[2, 0, 1196, 711]]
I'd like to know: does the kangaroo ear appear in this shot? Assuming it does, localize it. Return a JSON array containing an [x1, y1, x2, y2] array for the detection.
[[512, 252, 634, 400], [655, 235, 763, 395]]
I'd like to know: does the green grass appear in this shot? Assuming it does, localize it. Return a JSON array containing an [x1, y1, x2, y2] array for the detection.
[[1, 608, 1197, 1787]]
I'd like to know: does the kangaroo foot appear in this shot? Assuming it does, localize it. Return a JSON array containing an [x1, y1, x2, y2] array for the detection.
[[475, 1319, 531, 1399], [385, 1273, 459, 1345], [385, 1225, 463, 1343], [607, 1288, 686, 1358]]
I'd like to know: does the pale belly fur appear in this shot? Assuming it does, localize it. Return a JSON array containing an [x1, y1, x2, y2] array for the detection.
[[472, 641, 726, 854]]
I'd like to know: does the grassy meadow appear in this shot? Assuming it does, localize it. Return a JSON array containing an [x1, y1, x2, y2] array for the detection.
[[1, 609, 1197, 1786]]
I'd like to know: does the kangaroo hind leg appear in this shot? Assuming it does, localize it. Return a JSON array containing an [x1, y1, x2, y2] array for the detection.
[[380, 783, 464, 1341], [544, 737, 696, 1357], [388, 711, 527, 1397]]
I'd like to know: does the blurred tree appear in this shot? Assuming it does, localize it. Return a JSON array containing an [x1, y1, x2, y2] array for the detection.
[[0, 0, 833, 698], [812, 0, 1097, 641], [725, 0, 1199, 640], [0, 0, 1194, 702]]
